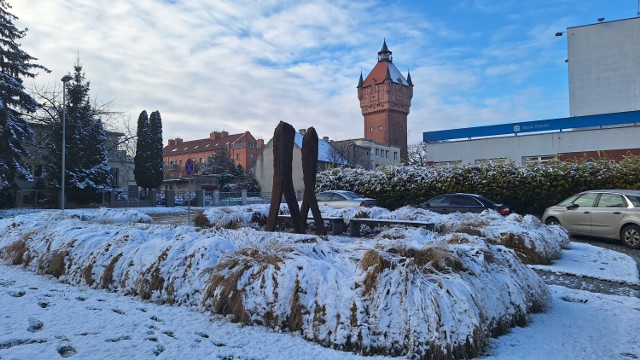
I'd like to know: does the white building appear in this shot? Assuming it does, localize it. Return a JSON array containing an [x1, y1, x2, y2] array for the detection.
[[568, 17, 640, 117], [424, 17, 640, 166]]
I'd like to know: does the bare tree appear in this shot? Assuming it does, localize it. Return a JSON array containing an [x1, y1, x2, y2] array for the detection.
[[407, 141, 430, 166]]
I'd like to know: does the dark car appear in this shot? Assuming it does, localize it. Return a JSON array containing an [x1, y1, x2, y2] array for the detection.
[[419, 193, 511, 216]]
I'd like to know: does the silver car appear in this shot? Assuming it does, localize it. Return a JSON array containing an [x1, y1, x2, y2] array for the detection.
[[315, 190, 376, 208], [542, 189, 640, 248]]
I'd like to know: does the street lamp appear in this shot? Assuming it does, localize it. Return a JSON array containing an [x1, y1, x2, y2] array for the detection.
[[60, 74, 72, 210]]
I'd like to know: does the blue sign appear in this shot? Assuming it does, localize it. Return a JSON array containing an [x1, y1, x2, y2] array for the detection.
[[423, 110, 640, 141], [185, 159, 195, 176]]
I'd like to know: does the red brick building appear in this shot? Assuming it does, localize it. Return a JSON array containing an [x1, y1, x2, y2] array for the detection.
[[163, 131, 264, 178], [358, 40, 413, 160]]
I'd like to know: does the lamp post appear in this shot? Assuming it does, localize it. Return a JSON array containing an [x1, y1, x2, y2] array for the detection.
[[60, 74, 73, 210]]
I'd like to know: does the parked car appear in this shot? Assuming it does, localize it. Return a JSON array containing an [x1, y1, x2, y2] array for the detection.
[[419, 193, 511, 216], [315, 190, 376, 208], [542, 189, 640, 249]]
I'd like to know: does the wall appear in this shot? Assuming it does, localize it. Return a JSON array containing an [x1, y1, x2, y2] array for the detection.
[[568, 17, 640, 116], [426, 124, 640, 165]]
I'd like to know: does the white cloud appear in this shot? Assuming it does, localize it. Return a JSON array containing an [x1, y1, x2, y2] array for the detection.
[[11, 0, 579, 148]]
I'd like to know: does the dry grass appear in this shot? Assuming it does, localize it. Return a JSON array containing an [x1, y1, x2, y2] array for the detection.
[[251, 212, 267, 226], [289, 277, 304, 332], [136, 249, 169, 300], [3, 239, 27, 265], [389, 246, 465, 274], [439, 222, 485, 237], [38, 251, 69, 278], [492, 233, 549, 265], [201, 246, 290, 325], [360, 250, 391, 295], [101, 253, 123, 288], [353, 210, 370, 219], [83, 265, 95, 286], [192, 213, 212, 228]]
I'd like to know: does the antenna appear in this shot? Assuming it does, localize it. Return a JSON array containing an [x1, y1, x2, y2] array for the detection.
[[637, 0, 640, 16]]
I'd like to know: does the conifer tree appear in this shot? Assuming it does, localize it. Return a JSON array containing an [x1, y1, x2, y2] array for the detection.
[[44, 60, 111, 204], [148, 110, 164, 188], [0, 0, 49, 207], [133, 110, 151, 190]]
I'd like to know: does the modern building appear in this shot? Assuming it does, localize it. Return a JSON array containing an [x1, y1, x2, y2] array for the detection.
[[162, 131, 264, 179], [568, 17, 640, 117], [424, 111, 640, 166], [423, 17, 640, 166], [358, 40, 413, 160], [254, 129, 347, 195]]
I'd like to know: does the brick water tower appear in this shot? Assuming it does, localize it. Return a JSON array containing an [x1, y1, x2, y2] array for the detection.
[[358, 40, 413, 160]]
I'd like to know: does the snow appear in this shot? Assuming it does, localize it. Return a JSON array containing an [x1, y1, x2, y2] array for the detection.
[[0, 206, 638, 359]]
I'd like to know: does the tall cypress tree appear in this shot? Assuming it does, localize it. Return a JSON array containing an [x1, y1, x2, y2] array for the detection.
[[0, 0, 49, 207], [148, 110, 164, 188], [134, 110, 151, 190], [44, 60, 111, 204]]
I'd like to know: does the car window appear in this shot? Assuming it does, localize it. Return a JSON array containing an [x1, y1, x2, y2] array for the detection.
[[596, 194, 626, 207], [429, 195, 451, 206], [316, 193, 332, 202], [453, 195, 481, 207], [333, 193, 347, 201], [558, 194, 580, 206], [626, 195, 640, 207], [573, 193, 598, 207]]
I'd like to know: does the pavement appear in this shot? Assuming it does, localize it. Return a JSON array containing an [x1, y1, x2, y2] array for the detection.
[[533, 235, 640, 298]]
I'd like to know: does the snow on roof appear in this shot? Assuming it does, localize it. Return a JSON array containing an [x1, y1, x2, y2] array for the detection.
[[294, 132, 348, 165]]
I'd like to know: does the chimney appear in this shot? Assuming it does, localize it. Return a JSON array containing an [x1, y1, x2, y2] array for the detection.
[[257, 139, 265, 148], [299, 129, 306, 136], [169, 139, 175, 146], [322, 136, 329, 141], [210, 132, 218, 140], [221, 131, 229, 138], [175, 138, 183, 145]]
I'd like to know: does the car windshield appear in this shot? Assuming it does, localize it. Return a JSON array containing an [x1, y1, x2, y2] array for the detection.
[[338, 191, 360, 200], [557, 194, 580, 206]]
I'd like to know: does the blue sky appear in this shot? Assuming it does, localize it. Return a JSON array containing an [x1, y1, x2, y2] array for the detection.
[[12, 0, 640, 145]]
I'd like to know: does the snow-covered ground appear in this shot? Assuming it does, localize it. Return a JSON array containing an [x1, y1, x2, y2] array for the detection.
[[0, 207, 639, 359]]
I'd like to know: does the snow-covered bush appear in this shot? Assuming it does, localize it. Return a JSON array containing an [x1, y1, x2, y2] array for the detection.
[[317, 156, 640, 215], [0, 211, 550, 359]]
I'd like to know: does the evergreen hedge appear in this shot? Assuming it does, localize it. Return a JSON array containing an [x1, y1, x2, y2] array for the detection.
[[316, 155, 640, 216]]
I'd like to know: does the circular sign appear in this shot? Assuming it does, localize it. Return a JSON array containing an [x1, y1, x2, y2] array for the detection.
[[185, 159, 195, 176]]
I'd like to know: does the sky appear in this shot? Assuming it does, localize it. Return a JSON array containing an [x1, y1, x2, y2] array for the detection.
[[0, 206, 639, 359], [10, 0, 640, 147]]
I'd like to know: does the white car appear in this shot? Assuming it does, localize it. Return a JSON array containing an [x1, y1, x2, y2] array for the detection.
[[542, 189, 640, 248], [314, 190, 376, 208]]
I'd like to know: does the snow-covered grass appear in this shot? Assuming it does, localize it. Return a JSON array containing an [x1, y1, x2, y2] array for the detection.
[[0, 205, 623, 359]]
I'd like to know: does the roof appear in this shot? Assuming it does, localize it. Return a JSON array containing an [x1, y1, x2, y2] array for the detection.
[[293, 132, 349, 165], [361, 60, 410, 87], [360, 40, 410, 88], [163, 133, 247, 156]]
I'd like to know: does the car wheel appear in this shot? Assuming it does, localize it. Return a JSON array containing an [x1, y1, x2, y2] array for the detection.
[[621, 225, 640, 249], [545, 217, 561, 226]]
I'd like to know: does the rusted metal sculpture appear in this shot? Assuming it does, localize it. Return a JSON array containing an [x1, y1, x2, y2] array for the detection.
[[299, 127, 325, 235], [266, 121, 304, 233]]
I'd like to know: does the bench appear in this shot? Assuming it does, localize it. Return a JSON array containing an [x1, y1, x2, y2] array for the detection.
[[348, 218, 434, 237], [276, 215, 345, 235]]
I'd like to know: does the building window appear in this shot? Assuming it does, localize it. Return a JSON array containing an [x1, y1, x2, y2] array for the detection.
[[369, 127, 373, 133], [199, 157, 204, 163], [379, 125, 383, 132], [236, 154, 240, 160], [475, 158, 507, 165], [375, 149, 379, 156], [522, 155, 555, 166], [250, 154, 255, 163], [385, 150, 389, 158], [394, 152, 398, 160]]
